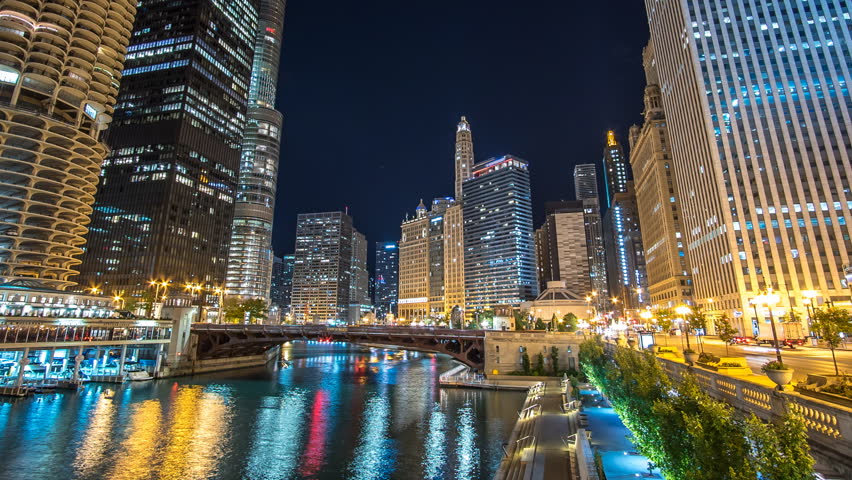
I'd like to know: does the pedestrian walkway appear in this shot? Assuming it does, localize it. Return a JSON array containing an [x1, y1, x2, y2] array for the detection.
[[582, 390, 661, 479], [493, 380, 576, 480]]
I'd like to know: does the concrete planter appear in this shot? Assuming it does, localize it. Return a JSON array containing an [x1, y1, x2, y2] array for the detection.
[[684, 352, 699, 365], [766, 368, 794, 388]]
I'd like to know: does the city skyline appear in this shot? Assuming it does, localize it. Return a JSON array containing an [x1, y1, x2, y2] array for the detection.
[[271, 1, 648, 261]]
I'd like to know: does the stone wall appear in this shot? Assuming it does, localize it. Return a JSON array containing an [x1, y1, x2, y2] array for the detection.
[[484, 331, 583, 375]]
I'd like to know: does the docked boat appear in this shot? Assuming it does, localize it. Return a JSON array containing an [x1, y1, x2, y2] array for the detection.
[[127, 371, 153, 382]]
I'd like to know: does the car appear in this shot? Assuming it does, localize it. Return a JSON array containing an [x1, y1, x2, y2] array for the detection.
[[729, 336, 754, 345]]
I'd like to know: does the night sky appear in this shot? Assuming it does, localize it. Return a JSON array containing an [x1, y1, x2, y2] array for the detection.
[[273, 1, 649, 265]]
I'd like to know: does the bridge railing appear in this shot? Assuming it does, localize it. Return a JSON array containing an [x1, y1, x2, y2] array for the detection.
[[191, 323, 486, 338]]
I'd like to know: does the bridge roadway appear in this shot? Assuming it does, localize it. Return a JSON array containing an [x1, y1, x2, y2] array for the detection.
[[190, 324, 487, 370]]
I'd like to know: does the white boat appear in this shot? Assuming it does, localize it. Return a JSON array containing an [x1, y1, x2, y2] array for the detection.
[[127, 371, 153, 382]]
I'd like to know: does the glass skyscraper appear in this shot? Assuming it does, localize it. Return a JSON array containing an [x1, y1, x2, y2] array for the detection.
[[463, 155, 537, 311], [225, 0, 286, 301], [76, 0, 259, 295], [602, 130, 628, 209], [574, 164, 610, 308], [646, 0, 852, 329], [269, 254, 294, 313], [291, 212, 358, 324], [374, 242, 399, 320]]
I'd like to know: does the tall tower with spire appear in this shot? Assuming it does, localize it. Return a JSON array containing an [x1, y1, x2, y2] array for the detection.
[[454, 116, 474, 201], [225, 0, 287, 302]]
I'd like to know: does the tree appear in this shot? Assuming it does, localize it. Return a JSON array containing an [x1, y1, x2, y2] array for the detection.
[[688, 307, 708, 353], [745, 412, 814, 480], [534, 318, 546, 330], [656, 308, 675, 345], [550, 346, 559, 374], [224, 298, 269, 324], [478, 309, 495, 329], [715, 315, 738, 356], [560, 313, 579, 332], [534, 352, 545, 376], [514, 310, 530, 330], [521, 350, 531, 375], [811, 307, 851, 375]]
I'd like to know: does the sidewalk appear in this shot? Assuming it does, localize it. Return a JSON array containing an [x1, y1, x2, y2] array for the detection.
[[493, 380, 575, 480]]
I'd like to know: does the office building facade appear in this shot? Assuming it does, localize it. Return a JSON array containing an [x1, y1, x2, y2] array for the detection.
[[574, 164, 609, 309], [463, 155, 538, 311], [604, 183, 648, 317], [291, 212, 356, 323], [398, 201, 430, 321], [76, 0, 260, 296], [374, 242, 399, 320], [535, 201, 592, 296], [269, 254, 294, 313], [629, 41, 693, 310], [0, 0, 137, 289], [225, 0, 286, 301], [348, 229, 369, 321], [602, 130, 628, 208], [646, 0, 852, 331]]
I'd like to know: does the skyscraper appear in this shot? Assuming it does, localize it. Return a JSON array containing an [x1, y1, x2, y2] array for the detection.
[[463, 155, 537, 311], [374, 242, 399, 320], [398, 200, 430, 322], [225, 0, 286, 301], [646, 0, 852, 330], [535, 201, 592, 295], [574, 164, 609, 308], [604, 182, 648, 316], [0, 0, 137, 289], [269, 254, 294, 313], [443, 203, 466, 317], [76, 0, 260, 295], [291, 212, 357, 323], [629, 41, 693, 310], [454, 116, 474, 201], [602, 130, 628, 208], [398, 198, 457, 322], [574, 164, 599, 201], [348, 229, 369, 321]]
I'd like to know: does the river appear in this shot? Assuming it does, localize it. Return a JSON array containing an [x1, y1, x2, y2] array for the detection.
[[0, 342, 525, 480]]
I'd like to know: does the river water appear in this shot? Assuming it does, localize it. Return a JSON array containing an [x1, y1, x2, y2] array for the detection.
[[0, 343, 524, 480]]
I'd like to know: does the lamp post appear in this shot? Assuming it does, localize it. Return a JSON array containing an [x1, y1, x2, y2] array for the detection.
[[640, 309, 652, 330], [112, 293, 125, 310], [755, 289, 784, 365], [212, 287, 225, 324], [675, 305, 693, 351], [802, 290, 818, 335]]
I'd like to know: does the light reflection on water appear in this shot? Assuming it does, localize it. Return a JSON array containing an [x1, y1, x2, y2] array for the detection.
[[348, 394, 393, 479], [245, 391, 308, 480], [0, 343, 523, 480], [423, 405, 448, 480]]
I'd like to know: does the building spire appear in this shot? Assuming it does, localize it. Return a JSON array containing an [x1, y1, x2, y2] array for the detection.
[[454, 116, 474, 200]]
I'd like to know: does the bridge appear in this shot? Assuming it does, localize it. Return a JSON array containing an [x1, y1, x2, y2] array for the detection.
[[190, 324, 487, 369]]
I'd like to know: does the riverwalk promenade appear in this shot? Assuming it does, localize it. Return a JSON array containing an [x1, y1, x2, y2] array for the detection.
[[491, 379, 584, 480]]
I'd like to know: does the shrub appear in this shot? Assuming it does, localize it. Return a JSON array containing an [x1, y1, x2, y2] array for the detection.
[[760, 360, 789, 372], [698, 352, 720, 364]]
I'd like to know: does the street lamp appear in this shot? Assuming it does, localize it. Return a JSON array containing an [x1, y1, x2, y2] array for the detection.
[[802, 290, 818, 335], [112, 293, 125, 310], [753, 288, 784, 365], [640, 310, 652, 330], [675, 304, 693, 351], [212, 287, 225, 324]]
